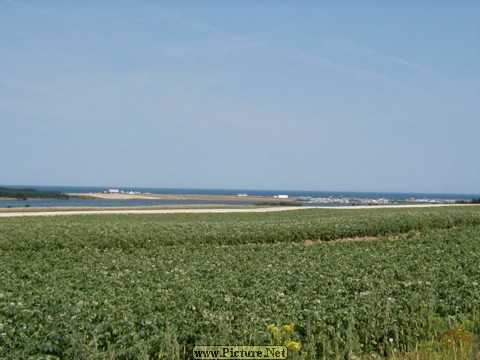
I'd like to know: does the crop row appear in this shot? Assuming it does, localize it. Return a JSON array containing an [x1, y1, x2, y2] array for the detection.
[[1, 206, 479, 251]]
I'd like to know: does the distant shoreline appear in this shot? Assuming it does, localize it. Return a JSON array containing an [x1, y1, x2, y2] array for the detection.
[[68, 192, 286, 203], [1, 190, 476, 209], [69, 192, 474, 206]]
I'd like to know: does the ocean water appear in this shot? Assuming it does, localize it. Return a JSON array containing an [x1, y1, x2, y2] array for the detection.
[[1, 185, 478, 208], [27, 185, 480, 200]]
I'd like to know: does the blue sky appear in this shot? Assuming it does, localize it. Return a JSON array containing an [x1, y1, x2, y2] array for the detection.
[[1, 1, 479, 194]]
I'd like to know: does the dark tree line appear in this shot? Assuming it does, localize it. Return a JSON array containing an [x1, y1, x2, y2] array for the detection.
[[0, 187, 68, 200], [456, 198, 480, 204]]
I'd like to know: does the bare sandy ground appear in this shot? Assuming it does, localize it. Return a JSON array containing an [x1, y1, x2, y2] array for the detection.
[[0, 206, 310, 217], [0, 204, 475, 217], [69, 192, 275, 202], [71, 193, 162, 200]]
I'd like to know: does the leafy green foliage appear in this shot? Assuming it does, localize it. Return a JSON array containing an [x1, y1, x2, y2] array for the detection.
[[1, 206, 479, 252], [0, 207, 479, 358]]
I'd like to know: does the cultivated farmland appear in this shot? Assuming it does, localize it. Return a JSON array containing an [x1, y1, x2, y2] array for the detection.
[[0, 206, 479, 359]]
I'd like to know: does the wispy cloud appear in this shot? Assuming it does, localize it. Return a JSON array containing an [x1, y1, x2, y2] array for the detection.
[[136, 3, 422, 94], [1, 0, 426, 97], [140, 4, 265, 58], [325, 35, 448, 80], [2, 0, 63, 20], [270, 42, 424, 95]]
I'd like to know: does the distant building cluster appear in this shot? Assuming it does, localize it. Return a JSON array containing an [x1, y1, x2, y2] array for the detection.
[[103, 189, 144, 195], [303, 196, 456, 205], [304, 196, 355, 205], [237, 193, 290, 199]]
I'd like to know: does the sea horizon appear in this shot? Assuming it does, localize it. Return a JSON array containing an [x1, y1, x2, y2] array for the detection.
[[2, 184, 479, 201]]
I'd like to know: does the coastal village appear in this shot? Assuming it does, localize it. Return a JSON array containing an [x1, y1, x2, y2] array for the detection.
[[101, 189, 458, 206], [302, 196, 456, 205]]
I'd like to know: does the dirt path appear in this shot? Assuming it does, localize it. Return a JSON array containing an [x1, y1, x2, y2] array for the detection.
[[0, 204, 474, 217], [0, 206, 311, 217]]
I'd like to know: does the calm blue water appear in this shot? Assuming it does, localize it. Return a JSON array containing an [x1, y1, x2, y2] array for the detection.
[[1, 185, 478, 208], [0, 198, 259, 208]]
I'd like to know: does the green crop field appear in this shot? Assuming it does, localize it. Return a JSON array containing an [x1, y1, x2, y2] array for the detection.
[[1, 206, 479, 359]]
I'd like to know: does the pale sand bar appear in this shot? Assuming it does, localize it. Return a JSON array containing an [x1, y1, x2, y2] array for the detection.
[[69, 192, 279, 202]]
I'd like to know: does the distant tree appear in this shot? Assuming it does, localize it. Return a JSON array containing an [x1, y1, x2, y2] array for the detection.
[[0, 187, 68, 200]]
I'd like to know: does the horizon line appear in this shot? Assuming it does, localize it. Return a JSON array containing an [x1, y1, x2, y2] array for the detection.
[[1, 184, 478, 197]]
